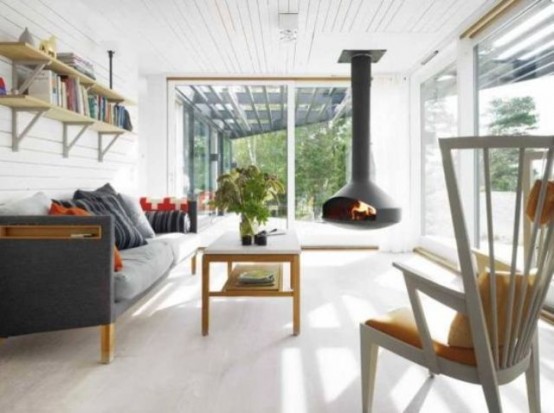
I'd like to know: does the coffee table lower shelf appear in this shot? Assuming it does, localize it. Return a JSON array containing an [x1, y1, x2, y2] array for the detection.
[[202, 254, 301, 336]]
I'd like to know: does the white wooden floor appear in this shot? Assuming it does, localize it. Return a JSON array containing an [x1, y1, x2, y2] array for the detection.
[[1, 251, 553, 413]]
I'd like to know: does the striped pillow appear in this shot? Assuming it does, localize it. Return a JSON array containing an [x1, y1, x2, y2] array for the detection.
[[56, 195, 147, 250], [145, 211, 190, 234]]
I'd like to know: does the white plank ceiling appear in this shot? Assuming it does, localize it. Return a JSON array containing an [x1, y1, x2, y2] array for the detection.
[[8, 0, 498, 75]]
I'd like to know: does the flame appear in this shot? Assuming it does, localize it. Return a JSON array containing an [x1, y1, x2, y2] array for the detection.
[[350, 200, 377, 220]]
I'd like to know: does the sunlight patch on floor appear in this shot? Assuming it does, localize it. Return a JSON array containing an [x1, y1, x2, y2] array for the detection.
[[316, 348, 358, 403], [341, 294, 377, 326], [131, 283, 174, 318], [307, 302, 341, 328], [281, 348, 307, 413]]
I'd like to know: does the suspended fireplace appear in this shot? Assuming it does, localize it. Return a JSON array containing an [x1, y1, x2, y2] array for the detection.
[[322, 50, 401, 229]]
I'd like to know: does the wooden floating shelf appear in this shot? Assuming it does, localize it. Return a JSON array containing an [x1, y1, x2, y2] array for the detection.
[[0, 95, 128, 134], [0, 42, 131, 103]]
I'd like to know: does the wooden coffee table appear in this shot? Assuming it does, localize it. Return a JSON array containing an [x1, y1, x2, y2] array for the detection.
[[201, 230, 301, 336]]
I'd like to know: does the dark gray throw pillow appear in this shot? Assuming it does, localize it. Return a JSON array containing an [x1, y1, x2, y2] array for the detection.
[[60, 194, 147, 250], [74, 184, 155, 239], [73, 183, 117, 199], [118, 193, 155, 239]]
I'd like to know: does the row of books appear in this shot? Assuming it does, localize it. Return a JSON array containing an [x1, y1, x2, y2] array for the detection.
[[27, 70, 130, 130]]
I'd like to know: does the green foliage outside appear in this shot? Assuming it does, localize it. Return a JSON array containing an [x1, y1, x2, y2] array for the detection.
[[232, 117, 351, 220], [487, 97, 538, 191]]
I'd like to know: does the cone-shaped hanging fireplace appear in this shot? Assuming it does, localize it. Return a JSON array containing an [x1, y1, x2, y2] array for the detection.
[[322, 50, 401, 229]]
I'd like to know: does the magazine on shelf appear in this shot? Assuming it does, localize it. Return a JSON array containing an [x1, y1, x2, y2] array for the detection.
[[238, 269, 275, 285]]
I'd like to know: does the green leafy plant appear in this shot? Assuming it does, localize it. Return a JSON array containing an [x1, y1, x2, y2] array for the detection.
[[211, 165, 285, 237]]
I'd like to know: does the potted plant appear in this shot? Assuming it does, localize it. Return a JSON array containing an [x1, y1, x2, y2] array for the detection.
[[211, 165, 285, 245]]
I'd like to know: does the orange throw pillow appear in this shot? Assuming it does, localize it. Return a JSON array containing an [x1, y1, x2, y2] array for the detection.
[[526, 180, 554, 225], [49, 203, 123, 272], [448, 271, 534, 348]]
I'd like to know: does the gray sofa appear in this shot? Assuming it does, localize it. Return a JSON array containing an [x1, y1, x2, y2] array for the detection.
[[0, 201, 198, 363]]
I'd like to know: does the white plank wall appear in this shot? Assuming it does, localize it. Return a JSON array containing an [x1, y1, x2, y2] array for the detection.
[[0, 0, 140, 202]]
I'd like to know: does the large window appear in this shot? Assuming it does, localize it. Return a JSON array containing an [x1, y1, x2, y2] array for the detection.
[[294, 87, 351, 222], [171, 80, 401, 246], [420, 64, 458, 245], [477, 1, 554, 255]]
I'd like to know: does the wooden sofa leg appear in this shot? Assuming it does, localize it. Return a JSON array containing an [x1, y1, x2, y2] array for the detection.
[[191, 253, 197, 275], [100, 324, 115, 364], [0, 338, 6, 346]]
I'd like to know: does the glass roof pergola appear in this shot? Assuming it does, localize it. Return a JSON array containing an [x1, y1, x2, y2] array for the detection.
[[176, 85, 351, 139]]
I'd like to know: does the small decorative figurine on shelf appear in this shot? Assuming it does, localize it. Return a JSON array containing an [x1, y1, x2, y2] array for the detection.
[[39, 35, 57, 57], [0, 77, 6, 95], [18, 27, 35, 46]]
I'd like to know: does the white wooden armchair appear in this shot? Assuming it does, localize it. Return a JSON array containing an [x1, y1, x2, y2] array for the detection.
[[360, 135, 554, 412]]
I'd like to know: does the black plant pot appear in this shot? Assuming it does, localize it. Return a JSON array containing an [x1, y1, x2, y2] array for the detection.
[[241, 235, 253, 246], [254, 233, 267, 246]]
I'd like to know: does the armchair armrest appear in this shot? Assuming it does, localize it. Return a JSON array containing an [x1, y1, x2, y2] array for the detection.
[[0, 215, 115, 337], [393, 261, 467, 373], [393, 262, 466, 313]]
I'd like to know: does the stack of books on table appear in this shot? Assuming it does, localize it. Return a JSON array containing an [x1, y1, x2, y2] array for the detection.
[[238, 269, 275, 286]]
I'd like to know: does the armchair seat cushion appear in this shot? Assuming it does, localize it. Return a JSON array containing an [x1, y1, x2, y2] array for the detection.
[[115, 242, 173, 302], [366, 307, 478, 366]]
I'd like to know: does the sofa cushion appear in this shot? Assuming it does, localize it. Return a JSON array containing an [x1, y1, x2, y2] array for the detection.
[[115, 241, 173, 302], [118, 193, 156, 239], [149, 233, 199, 265], [61, 195, 147, 250], [0, 192, 51, 215]]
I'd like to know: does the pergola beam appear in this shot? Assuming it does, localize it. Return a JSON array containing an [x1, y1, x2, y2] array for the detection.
[[189, 86, 238, 137], [304, 87, 319, 123], [225, 88, 252, 134], [246, 87, 264, 133], [263, 86, 273, 129], [318, 87, 335, 120]]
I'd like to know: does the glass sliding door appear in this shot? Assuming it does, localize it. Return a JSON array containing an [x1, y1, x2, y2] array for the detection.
[[176, 83, 289, 225], [477, 0, 554, 257], [420, 64, 458, 247]]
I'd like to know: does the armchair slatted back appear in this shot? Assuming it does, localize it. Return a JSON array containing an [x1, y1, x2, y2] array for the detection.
[[440, 135, 554, 370]]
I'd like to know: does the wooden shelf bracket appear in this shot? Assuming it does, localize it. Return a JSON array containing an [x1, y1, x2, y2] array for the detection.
[[98, 132, 122, 162], [63, 121, 93, 157], [12, 60, 50, 94], [12, 107, 48, 151]]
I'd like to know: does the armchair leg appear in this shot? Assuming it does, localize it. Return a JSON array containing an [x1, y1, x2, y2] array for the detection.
[[525, 335, 541, 413], [481, 380, 502, 413], [100, 324, 115, 364], [360, 325, 379, 413], [191, 253, 197, 275]]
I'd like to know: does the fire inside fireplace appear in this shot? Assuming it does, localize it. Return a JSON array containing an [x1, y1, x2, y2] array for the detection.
[[323, 197, 377, 223]]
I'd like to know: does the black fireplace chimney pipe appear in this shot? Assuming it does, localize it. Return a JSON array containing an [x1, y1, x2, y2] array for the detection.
[[351, 52, 372, 182], [321, 50, 401, 229]]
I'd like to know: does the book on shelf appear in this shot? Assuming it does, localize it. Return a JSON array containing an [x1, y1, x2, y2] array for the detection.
[[25, 70, 131, 130], [27, 70, 58, 105]]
